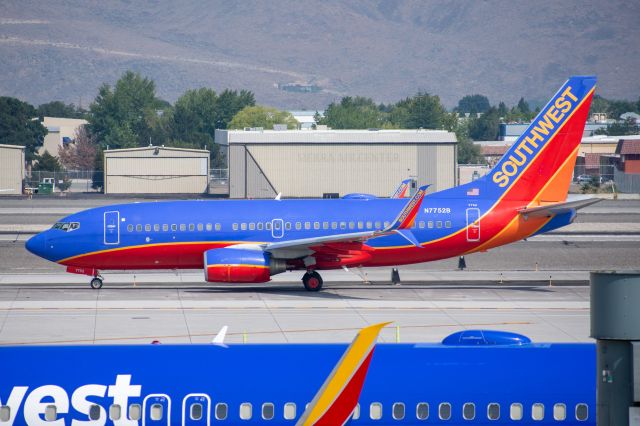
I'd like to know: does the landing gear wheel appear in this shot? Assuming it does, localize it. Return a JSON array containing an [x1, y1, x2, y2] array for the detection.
[[90, 278, 103, 289], [303, 271, 323, 292]]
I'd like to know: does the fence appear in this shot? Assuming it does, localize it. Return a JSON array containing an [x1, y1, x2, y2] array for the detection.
[[26, 170, 103, 193], [614, 168, 640, 193]]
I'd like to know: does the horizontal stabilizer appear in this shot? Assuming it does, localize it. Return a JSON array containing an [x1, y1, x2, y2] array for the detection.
[[518, 196, 601, 218], [212, 325, 228, 345], [395, 229, 422, 248]]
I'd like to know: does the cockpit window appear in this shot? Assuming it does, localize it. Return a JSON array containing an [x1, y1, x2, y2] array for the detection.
[[52, 222, 80, 232]]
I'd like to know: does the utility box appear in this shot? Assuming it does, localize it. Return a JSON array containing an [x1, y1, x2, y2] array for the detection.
[[38, 179, 54, 194]]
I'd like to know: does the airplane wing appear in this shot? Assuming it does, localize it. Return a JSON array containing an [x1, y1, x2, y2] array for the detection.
[[517, 195, 602, 218], [295, 322, 389, 426]]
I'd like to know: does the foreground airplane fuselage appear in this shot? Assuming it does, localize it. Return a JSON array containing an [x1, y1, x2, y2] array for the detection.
[[0, 338, 595, 425], [25, 76, 598, 290]]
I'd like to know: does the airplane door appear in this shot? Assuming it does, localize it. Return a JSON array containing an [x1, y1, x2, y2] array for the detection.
[[143, 394, 171, 426], [271, 218, 284, 239], [104, 211, 120, 245], [182, 394, 210, 426], [466, 208, 481, 242]]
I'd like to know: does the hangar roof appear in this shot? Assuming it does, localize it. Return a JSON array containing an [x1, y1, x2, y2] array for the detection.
[[218, 129, 456, 144]]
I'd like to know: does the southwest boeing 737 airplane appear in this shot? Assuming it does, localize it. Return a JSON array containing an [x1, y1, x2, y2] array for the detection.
[[25, 76, 598, 290], [0, 324, 595, 425]]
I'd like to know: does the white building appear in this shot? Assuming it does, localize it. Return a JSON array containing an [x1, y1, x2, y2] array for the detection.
[[40, 117, 88, 157]]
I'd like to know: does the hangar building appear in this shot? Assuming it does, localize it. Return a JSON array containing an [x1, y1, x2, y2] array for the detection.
[[0, 144, 25, 196], [104, 146, 209, 194], [216, 129, 457, 199]]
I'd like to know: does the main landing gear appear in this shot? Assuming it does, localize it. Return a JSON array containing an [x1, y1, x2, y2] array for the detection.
[[302, 270, 323, 292], [90, 275, 104, 289]]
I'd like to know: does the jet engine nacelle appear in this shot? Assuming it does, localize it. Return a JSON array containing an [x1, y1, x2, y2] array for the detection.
[[204, 248, 287, 283]]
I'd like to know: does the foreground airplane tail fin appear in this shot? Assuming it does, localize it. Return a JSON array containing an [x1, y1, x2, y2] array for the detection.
[[296, 322, 389, 426], [486, 76, 596, 204]]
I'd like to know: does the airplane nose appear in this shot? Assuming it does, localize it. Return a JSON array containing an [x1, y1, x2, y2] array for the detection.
[[25, 232, 47, 258]]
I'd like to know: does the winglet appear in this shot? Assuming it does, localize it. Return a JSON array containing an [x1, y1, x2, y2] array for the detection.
[[211, 325, 228, 345], [296, 322, 390, 426], [390, 179, 412, 199], [385, 185, 429, 231], [275, 193, 282, 201]]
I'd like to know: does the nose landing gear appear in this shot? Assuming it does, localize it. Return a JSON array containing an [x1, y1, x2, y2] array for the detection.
[[302, 270, 323, 291], [90, 274, 104, 289]]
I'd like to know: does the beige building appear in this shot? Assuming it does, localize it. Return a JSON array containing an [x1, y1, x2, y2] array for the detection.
[[217, 129, 457, 198], [0, 144, 25, 195], [40, 117, 88, 157], [458, 164, 491, 185], [104, 146, 210, 194]]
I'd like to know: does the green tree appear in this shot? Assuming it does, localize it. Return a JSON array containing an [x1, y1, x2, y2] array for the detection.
[[390, 92, 447, 129], [172, 88, 219, 149], [319, 97, 385, 129], [0, 96, 47, 162], [228, 106, 298, 130], [517, 97, 530, 115], [33, 151, 62, 171], [468, 107, 501, 141], [37, 101, 85, 119], [88, 71, 160, 150], [596, 117, 639, 136], [215, 89, 255, 128], [455, 94, 491, 114], [497, 101, 508, 117]]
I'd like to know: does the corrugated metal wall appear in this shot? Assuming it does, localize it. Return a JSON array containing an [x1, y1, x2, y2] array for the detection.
[[104, 148, 209, 194], [0, 146, 24, 195]]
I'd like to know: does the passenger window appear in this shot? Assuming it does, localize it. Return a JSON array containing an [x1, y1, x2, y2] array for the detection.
[[188, 224, 194, 231], [127, 224, 133, 232], [323, 221, 329, 229], [366, 221, 372, 229], [553, 403, 566, 421], [145, 224, 151, 232], [266, 222, 271, 230], [314, 222, 320, 230], [285, 222, 292, 230], [348, 221, 355, 229], [445, 220, 452, 228], [153, 224, 160, 232], [428, 221, 434, 228], [257, 222, 263, 231], [136, 224, 142, 232], [262, 403, 274, 420], [392, 402, 405, 420], [487, 403, 500, 420], [419, 221, 425, 229], [151, 403, 163, 421], [384, 221, 390, 228], [109, 404, 121, 420], [89, 404, 101, 420], [197, 223, 203, 231], [463, 402, 475, 420], [284, 403, 296, 420], [171, 224, 177, 231], [129, 404, 141, 420], [215, 403, 228, 420], [357, 221, 364, 229], [340, 222, 346, 229], [295, 222, 302, 230], [438, 403, 451, 420], [179, 224, 186, 231], [436, 221, 443, 228], [416, 402, 429, 420], [240, 403, 252, 420], [0, 406, 9, 422], [510, 403, 523, 420], [205, 223, 212, 231], [532, 403, 544, 420], [45, 405, 57, 421], [331, 222, 338, 229], [190, 403, 203, 421], [163, 224, 169, 232], [215, 223, 221, 231], [241, 223, 247, 231], [232, 223, 238, 231], [249, 223, 255, 231], [375, 221, 381, 229], [370, 402, 382, 420], [352, 404, 360, 420], [575, 403, 588, 421], [304, 222, 311, 230]]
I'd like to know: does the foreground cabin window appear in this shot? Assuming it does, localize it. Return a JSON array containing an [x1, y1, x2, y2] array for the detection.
[[171, 224, 177, 231], [510, 403, 523, 420], [553, 403, 566, 421], [295, 222, 302, 230], [348, 221, 355, 229], [197, 223, 203, 231], [262, 403, 274, 420], [284, 403, 296, 420], [109, 404, 121, 420], [375, 221, 381, 229], [249, 222, 255, 230], [532, 403, 544, 420], [205, 223, 212, 231], [369, 402, 382, 420], [352, 404, 360, 420], [89, 404, 101, 420], [384, 221, 390, 228], [323, 221, 329, 230], [232, 223, 238, 231], [463, 402, 475, 420], [179, 224, 186, 231], [154, 224, 160, 232], [163, 224, 169, 231], [575, 403, 588, 421], [436, 221, 443, 228], [0, 406, 9, 422], [151, 404, 163, 421], [487, 403, 500, 420], [438, 403, 451, 420], [240, 403, 252, 420], [215, 403, 228, 420], [419, 221, 425, 229], [285, 222, 292, 230], [428, 221, 434, 228], [366, 221, 372, 229], [129, 404, 141, 420], [314, 222, 320, 230], [304, 222, 311, 230], [45, 405, 57, 421], [416, 402, 429, 420], [331, 222, 337, 229], [257, 222, 263, 231], [145, 224, 151, 232], [392, 402, 405, 420], [136, 224, 142, 232], [357, 221, 363, 229], [215, 223, 221, 231], [190, 403, 203, 420], [340, 221, 346, 229], [445, 220, 452, 228], [266, 222, 271, 230], [127, 224, 133, 232], [241, 223, 247, 231]]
